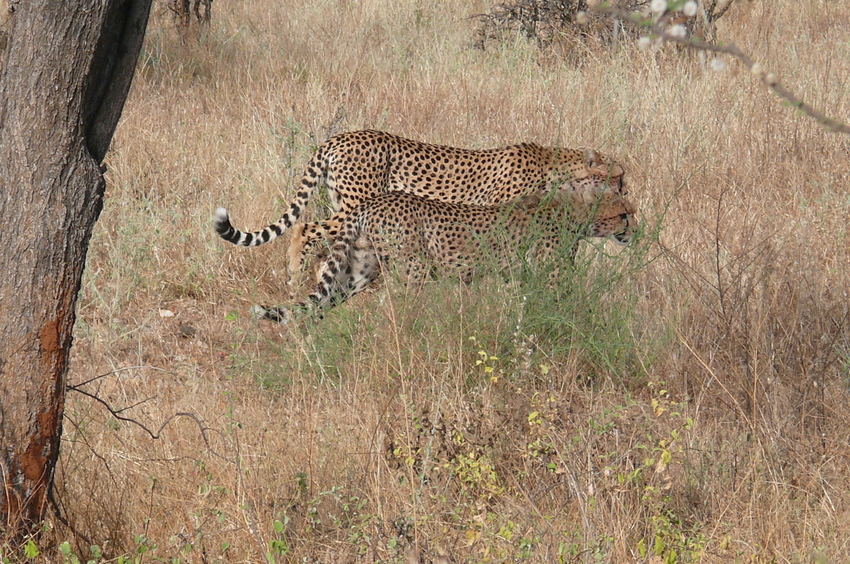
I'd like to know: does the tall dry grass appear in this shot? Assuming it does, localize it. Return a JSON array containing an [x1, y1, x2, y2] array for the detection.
[[39, 0, 850, 561]]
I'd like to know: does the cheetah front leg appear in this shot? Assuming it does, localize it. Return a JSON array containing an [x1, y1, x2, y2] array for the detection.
[[401, 254, 431, 288], [542, 238, 579, 290]]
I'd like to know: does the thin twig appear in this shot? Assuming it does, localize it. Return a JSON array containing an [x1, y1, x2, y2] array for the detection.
[[70, 365, 172, 389], [48, 490, 94, 547], [112, 395, 156, 414]]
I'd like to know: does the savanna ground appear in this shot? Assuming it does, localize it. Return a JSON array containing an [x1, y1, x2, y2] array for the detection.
[[25, 0, 850, 561]]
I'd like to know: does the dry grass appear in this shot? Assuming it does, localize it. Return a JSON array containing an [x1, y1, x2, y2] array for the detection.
[[41, 0, 850, 561]]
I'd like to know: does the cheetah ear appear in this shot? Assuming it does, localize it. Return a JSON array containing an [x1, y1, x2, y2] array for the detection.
[[578, 189, 598, 207], [584, 148, 600, 167], [607, 163, 625, 178]]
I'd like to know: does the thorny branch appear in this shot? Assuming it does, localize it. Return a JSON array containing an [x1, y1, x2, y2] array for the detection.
[[589, 3, 850, 135]]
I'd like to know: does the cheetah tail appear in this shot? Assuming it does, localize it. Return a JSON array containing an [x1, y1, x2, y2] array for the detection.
[[213, 149, 327, 247]]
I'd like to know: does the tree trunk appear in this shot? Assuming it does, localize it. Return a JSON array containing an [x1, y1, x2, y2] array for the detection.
[[0, 0, 152, 539]]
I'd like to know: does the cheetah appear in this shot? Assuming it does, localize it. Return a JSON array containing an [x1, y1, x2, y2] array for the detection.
[[213, 130, 626, 283], [250, 189, 637, 323]]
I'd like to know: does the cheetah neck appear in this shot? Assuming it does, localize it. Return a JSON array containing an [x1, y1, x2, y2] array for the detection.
[[508, 191, 588, 222]]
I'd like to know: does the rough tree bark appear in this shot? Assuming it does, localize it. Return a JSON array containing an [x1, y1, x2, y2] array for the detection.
[[0, 0, 152, 539]]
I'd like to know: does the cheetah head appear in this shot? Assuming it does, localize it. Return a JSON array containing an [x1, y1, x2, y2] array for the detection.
[[551, 148, 626, 195], [573, 191, 638, 245]]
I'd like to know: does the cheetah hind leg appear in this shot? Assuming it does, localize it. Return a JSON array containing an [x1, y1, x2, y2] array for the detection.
[[261, 230, 372, 324], [286, 217, 343, 288], [285, 222, 312, 288], [296, 236, 378, 319]]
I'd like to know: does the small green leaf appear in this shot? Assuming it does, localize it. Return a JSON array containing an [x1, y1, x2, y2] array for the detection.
[[24, 539, 39, 559]]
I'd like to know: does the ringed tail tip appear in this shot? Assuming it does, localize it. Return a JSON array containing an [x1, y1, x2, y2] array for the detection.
[[213, 207, 232, 236]]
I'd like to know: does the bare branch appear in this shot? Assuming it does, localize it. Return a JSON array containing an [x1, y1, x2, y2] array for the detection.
[[66, 382, 233, 464], [590, 5, 850, 135], [714, 0, 736, 21]]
